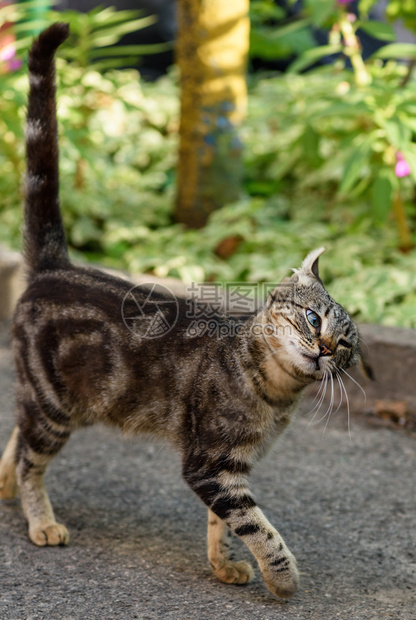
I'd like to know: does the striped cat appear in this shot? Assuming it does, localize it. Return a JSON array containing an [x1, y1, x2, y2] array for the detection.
[[0, 24, 372, 600]]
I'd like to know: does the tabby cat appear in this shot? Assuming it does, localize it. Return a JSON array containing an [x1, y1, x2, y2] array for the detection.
[[0, 24, 372, 600]]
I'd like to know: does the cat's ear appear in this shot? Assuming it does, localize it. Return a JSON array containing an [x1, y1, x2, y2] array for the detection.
[[270, 247, 326, 305], [358, 349, 375, 381], [292, 247, 326, 285]]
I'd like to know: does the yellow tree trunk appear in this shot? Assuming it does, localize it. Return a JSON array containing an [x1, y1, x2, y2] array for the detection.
[[175, 0, 250, 228]]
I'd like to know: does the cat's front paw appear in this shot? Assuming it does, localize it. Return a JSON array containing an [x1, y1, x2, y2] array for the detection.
[[29, 523, 69, 546], [260, 550, 299, 599], [211, 560, 254, 585]]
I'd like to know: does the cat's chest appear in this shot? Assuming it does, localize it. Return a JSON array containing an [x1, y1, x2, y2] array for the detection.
[[244, 398, 299, 458]]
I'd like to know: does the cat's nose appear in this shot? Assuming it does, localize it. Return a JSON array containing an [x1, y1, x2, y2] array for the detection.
[[319, 344, 332, 357]]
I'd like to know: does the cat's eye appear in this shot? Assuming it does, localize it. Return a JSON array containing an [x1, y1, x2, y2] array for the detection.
[[306, 309, 321, 330], [339, 339, 352, 349]]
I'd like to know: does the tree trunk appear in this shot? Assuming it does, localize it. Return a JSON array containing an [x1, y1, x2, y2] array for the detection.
[[175, 0, 249, 228]]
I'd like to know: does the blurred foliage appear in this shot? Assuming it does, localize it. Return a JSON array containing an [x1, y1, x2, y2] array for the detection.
[[249, 0, 416, 66], [0, 3, 416, 327], [0, 1, 168, 70], [246, 65, 416, 244], [49, 6, 168, 70], [249, 0, 315, 61], [385, 0, 416, 34], [0, 61, 179, 256]]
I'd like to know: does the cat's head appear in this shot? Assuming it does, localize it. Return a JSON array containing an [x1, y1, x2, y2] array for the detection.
[[263, 248, 373, 383]]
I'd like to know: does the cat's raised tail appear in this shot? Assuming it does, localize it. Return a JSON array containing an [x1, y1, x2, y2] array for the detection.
[[24, 23, 70, 276]]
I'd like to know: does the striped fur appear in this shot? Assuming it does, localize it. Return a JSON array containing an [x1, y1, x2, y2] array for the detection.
[[0, 24, 370, 600]]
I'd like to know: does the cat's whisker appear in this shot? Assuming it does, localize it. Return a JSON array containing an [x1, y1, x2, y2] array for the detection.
[[332, 371, 344, 415], [312, 372, 335, 429], [337, 370, 352, 441], [305, 371, 328, 419], [319, 371, 331, 412], [307, 372, 331, 425], [340, 368, 367, 403], [322, 373, 336, 436], [309, 373, 327, 407]]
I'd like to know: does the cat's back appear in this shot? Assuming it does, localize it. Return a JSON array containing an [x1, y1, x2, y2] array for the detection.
[[12, 264, 247, 437]]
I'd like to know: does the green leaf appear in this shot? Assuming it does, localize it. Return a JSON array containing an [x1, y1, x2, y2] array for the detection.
[[249, 0, 286, 24], [358, 0, 381, 18], [288, 44, 341, 73], [305, 0, 335, 27], [89, 7, 147, 26], [310, 101, 372, 120], [13, 36, 36, 52], [91, 16, 157, 40], [279, 25, 316, 56], [383, 117, 412, 150], [300, 124, 321, 167], [249, 19, 313, 60], [359, 20, 396, 41], [89, 44, 170, 59], [12, 20, 49, 34], [0, 0, 50, 19], [398, 115, 416, 133], [250, 29, 292, 59], [370, 169, 395, 222], [270, 18, 311, 38], [339, 137, 373, 194], [371, 43, 416, 59], [91, 58, 145, 71]]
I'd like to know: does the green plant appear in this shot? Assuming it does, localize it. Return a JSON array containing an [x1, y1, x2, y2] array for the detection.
[[249, 0, 315, 62], [250, 0, 416, 71], [1, 58, 416, 326], [385, 0, 416, 34], [247, 65, 416, 248], [0, 1, 169, 70], [1, 2, 416, 328], [280, 1, 416, 253], [0, 5, 179, 258], [48, 6, 168, 70]]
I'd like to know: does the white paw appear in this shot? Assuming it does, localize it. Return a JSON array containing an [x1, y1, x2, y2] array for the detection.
[[29, 523, 69, 546], [261, 550, 299, 599], [212, 560, 255, 585]]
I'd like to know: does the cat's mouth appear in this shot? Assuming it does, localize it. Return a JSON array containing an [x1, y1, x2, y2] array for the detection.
[[300, 353, 338, 381], [283, 349, 324, 381], [298, 350, 339, 381], [286, 341, 328, 381]]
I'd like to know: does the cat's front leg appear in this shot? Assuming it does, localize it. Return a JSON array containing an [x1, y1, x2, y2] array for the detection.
[[207, 508, 254, 585], [228, 504, 299, 599], [184, 457, 299, 599]]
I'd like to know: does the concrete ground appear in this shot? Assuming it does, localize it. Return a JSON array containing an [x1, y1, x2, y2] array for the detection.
[[0, 320, 415, 620]]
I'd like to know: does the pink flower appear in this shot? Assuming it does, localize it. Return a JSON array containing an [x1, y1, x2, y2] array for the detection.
[[0, 42, 22, 73], [0, 43, 15, 62], [8, 57, 22, 71], [395, 152, 411, 178]]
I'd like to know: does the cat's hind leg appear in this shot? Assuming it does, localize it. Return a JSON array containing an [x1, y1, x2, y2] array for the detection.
[[0, 426, 19, 499], [207, 508, 254, 585], [16, 400, 71, 547]]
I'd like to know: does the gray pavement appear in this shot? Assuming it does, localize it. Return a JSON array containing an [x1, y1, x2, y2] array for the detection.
[[0, 319, 415, 620]]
